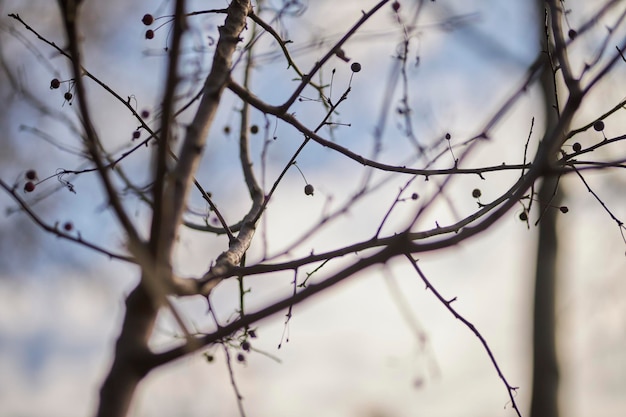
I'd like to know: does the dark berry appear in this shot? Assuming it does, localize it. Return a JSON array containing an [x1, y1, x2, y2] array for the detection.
[[145, 29, 154, 39], [411, 192, 418, 200], [25, 170, 37, 180], [568, 29, 577, 40], [24, 182, 35, 192], [142, 14, 154, 26], [140, 109, 150, 118], [223, 126, 231, 134], [445, 133, 451, 140], [304, 184, 314, 196], [242, 341, 250, 351], [350, 62, 362, 73], [50, 78, 61, 89], [63, 222, 73, 231], [250, 125, 259, 134], [236, 353, 245, 362], [64, 92, 73, 101], [572, 142, 581, 152], [519, 212, 528, 221], [248, 330, 257, 338], [205, 354, 214, 362], [132, 130, 141, 139], [392, 1, 400, 12], [471, 188, 481, 198], [593, 120, 604, 131], [559, 206, 569, 214]]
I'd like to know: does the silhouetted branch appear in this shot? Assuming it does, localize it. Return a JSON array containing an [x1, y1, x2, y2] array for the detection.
[[406, 257, 522, 417]]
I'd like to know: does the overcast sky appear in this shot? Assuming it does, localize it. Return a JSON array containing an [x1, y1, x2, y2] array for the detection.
[[1, 1, 625, 417]]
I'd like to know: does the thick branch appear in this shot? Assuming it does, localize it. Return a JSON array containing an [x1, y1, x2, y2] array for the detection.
[[150, 0, 187, 260], [96, 283, 158, 417], [159, 0, 250, 259]]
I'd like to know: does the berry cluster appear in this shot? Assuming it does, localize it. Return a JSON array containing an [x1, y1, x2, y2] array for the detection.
[[142, 14, 155, 39], [50, 78, 74, 103], [23, 169, 37, 192]]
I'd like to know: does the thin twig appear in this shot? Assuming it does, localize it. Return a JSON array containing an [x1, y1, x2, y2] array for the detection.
[[222, 345, 247, 417], [0, 179, 135, 262], [405, 256, 522, 417]]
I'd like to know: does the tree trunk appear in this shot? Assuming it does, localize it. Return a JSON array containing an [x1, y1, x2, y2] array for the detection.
[[529, 176, 561, 417], [530, 2, 560, 416], [96, 283, 158, 417]]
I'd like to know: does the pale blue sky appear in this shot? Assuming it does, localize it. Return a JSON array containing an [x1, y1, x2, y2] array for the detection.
[[1, 1, 625, 417]]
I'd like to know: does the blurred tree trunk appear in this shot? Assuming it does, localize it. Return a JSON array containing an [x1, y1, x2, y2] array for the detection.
[[96, 283, 157, 417], [530, 2, 560, 416], [530, 180, 561, 417]]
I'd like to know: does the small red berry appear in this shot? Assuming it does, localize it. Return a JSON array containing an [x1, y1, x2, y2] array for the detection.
[[132, 130, 141, 139], [350, 62, 362, 73], [24, 182, 35, 192], [145, 29, 154, 39], [142, 14, 154, 26], [25, 170, 37, 180], [304, 184, 314, 196], [50, 78, 61, 89], [64, 92, 73, 101], [63, 222, 73, 231]]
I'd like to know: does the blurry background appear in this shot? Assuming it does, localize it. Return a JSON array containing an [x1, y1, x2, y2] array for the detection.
[[0, 1, 625, 416]]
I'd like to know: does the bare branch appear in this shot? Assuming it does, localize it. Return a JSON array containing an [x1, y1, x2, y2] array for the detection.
[[159, 0, 251, 259], [406, 257, 522, 417], [0, 179, 135, 262]]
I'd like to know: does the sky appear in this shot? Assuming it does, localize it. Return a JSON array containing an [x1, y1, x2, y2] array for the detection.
[[1, 1, 625, 417]]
